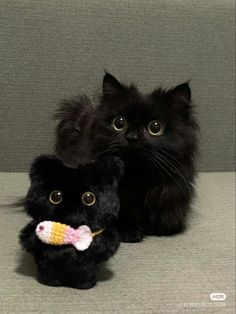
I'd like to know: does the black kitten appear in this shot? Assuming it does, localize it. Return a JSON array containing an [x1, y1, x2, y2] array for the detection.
[[55, 73, 199, 242], [20, 155, 123, 289]]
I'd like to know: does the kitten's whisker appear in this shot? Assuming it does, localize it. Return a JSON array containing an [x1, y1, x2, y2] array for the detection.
[[153, 158, 188, 196], [155, 153, 191, 193], [143, 149, 168, 184], [157, 148, 185, 170], [144, 147, 189, 195], [95, 143, 122, 157], [155, 151, 190, 189], [150, 155, 179, 188], [145, 147, 187, 182], [146, 154, 167, 185]]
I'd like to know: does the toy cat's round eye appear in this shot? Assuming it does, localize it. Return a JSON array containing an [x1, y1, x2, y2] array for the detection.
[[147, 120, 163, 136], [49, 190, 63, 204], [81, 192, 96, 206], [111, 116, 127, 131]]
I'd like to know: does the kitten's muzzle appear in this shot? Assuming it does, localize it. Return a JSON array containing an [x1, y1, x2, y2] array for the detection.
[[125, 132, 138, 142]]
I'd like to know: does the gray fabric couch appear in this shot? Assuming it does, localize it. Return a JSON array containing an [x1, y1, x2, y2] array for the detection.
[[0, 1, 235, 313]]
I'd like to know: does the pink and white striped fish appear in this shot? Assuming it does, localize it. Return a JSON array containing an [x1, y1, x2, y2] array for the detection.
[[35, 221, 104, 251]]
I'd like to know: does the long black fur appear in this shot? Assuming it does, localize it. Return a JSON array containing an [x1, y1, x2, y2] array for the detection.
[[20, 154, 123, 289], [55, 73, 199, 243]]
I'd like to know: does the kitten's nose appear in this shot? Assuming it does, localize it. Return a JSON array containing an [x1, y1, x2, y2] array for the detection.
[[125, 132, 138, 141]]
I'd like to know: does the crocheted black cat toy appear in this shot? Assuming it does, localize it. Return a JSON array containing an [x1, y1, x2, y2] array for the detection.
[[20, 154, 123, 289]]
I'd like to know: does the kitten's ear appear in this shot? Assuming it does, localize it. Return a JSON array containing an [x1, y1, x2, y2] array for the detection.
[[168, 83, 191, 105], [29, 155, 64, 182], [103, 72, 124, 96]]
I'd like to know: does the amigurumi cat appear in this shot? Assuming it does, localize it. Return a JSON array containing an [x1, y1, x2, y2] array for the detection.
[[20, 154, 123, 289]]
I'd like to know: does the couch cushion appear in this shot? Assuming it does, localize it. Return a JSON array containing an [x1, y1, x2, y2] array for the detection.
[[0, 171, 235, 313], [0, 0, 235, 171]]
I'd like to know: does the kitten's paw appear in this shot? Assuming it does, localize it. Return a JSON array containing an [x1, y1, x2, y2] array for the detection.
[[73, 277, 97, 289], [73, 281, 96, 289], [152, 221, 186, 236], [120, 226, 144, 243]]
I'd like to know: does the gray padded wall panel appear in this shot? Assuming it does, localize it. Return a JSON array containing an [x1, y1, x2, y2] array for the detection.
[[0, 0, 235, 172]]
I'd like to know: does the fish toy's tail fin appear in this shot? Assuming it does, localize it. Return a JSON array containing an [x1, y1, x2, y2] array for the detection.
[[73, 225, 93, 251]]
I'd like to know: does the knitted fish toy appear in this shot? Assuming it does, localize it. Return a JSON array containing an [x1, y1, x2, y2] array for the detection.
[[20, 154, 123, 289], [35, 221, 105, 251]]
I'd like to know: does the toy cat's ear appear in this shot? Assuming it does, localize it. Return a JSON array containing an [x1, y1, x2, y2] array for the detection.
[[29, 155, 65, 181], [85, 156, 124, 186], [168, 82, 191, 106], [103, 72, 125, 97], [103, 156, 124, 181], [95, 156, 124, 186]]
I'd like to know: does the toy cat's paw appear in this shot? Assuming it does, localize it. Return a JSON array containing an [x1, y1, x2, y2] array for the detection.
[[72, 269, 97, 289], [37, 272, 62, 287]]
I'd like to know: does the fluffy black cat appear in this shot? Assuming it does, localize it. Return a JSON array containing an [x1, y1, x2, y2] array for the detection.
[[20, 154, 123, 289], [55, 73, 199, 242]]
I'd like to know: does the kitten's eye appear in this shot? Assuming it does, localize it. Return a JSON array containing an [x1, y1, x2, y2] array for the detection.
[[111, 116, 127, 131], [147, 121, 163, 136], [82, 192, 96, 206], [49, 190, 63, 204]]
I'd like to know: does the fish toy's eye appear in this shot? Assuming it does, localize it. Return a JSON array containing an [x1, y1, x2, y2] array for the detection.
[[111, 116, 127, 132], [49, 190, 63, 204], [81, 192, 96, 206], [147, 120, 163, 136]]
